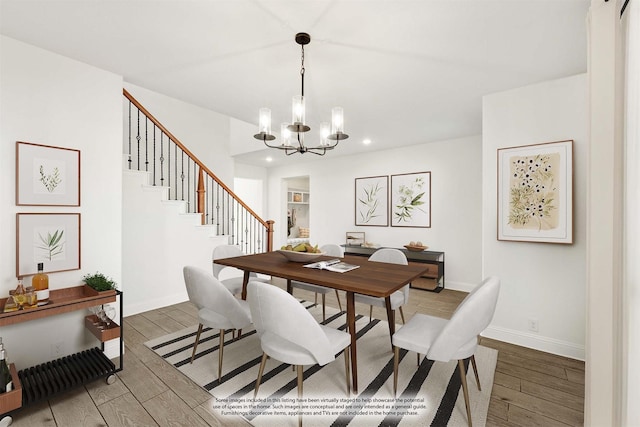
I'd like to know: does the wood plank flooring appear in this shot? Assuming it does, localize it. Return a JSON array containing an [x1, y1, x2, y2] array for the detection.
[[5, 279, 584, 426]]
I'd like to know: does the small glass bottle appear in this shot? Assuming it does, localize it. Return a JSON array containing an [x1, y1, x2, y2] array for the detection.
[[25, 286, 38, 308], [32, 263, 49, 306], [13, 280, 26, 310], [3, 291, 18, 312]]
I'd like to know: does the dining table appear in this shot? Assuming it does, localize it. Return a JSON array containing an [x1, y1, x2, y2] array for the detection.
[[214, 250, 430, 393]]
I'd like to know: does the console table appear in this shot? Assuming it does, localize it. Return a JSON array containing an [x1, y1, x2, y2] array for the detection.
[[342, 245, 445, 292], [0, 286, 123, 419]]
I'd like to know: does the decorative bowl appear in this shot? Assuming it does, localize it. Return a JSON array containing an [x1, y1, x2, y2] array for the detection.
[[276, 249, 325, 262], [403, 245, 428, 252]]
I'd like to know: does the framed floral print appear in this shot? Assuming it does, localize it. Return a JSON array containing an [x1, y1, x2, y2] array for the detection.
[[16, 141, 81, 206], [497, 140, 573, 244], [355, 175, 388, 226], [16, 213, 81, 277], [391, 172, 431, 228]]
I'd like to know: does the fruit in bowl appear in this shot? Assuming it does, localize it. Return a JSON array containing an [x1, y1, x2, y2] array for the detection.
[[277, 242, 325, 262], [404, 241, 428, 251]]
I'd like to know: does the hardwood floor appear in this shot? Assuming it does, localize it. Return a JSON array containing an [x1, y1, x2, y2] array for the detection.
[[5, 279, 584, 426]]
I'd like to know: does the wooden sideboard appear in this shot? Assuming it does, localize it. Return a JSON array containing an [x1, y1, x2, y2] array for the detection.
[[341, 245, 445, 292]]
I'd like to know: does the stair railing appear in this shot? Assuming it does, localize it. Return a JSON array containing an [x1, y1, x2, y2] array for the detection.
[[123, 89, 274, 253]]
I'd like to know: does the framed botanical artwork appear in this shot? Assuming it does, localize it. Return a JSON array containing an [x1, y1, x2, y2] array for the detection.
[[391, 172, 431, 228], [16, 213, 81, 277], [346, 232, 365, 246], [355, 175, 388, 226], [497, 140, 573, 244], [16, 141, 81, 206]]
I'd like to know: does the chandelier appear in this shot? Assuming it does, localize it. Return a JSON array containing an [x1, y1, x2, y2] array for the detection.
[[253, 32, 349, 155]]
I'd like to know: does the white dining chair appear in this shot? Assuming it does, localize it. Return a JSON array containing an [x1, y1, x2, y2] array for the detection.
[[212, 244, 268, 296], [183, 266, 253, 382], [290, 243, 344, 320], [354, 248, 409, 325], [392, 276, 500, 427], [247, 280, 351, 427]]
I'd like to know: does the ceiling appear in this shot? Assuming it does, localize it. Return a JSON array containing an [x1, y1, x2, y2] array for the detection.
[[0, 0, 590, 168]]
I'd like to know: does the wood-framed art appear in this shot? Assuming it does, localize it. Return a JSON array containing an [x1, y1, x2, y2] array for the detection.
[[16, 141, 81, 206], [355, 175, 389, 226], [497, 139, 573, 244], [391, 171, 431, 228], [346, 232, 365, 246], [16, 213, 81, 277]]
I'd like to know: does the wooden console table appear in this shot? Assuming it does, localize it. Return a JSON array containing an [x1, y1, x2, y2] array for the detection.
[[342, 245, 445, 292], [0, 286, 123, 417]]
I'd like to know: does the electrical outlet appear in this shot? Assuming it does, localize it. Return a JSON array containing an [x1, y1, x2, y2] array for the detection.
[[527, 318, 539, 332], [51, 341, 65, 358]]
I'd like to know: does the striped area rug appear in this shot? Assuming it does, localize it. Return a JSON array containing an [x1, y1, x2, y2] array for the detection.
[[145, 301, 497, 427]]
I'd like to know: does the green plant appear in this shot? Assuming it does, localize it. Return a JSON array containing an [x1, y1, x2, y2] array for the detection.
[[83, 272, 117, 291]]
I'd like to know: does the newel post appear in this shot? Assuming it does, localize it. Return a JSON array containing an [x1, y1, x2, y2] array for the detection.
[[197, 167, 205, 225], [266, 220, 275, 252]]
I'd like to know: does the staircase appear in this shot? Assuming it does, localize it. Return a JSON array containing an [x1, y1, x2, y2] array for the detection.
[[121, 89, 273, 315]]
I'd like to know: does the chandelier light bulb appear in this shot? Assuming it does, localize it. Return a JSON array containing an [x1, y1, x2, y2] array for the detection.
[[292, 95, 305, 126], [320, 122, 330, 146], [258, 108, 272, 135], [281, 123, 292, 147], [331, 107, 344, 134]]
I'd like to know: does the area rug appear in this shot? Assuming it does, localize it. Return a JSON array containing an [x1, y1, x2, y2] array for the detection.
[[145, 301, 497, 427]]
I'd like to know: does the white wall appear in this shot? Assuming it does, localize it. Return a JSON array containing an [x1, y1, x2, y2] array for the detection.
[[0, 36, 123, 365], [482, 74, 587, 359], [264, 135, 483, 291]]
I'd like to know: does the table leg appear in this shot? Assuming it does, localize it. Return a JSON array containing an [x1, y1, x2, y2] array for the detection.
[[241, 271, 250, 300], [346, 291, 358, 394], [286, 279, 292, 294], [385, 296, 395, 349]]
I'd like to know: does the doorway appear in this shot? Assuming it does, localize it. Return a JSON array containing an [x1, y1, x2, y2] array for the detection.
[[284, 176, 310, 244]]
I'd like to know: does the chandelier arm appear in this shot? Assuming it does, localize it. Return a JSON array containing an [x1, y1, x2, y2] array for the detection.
[[307, 149, 327, 156]]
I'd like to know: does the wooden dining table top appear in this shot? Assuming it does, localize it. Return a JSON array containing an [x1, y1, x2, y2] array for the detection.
[[214, 251, 429, 298]]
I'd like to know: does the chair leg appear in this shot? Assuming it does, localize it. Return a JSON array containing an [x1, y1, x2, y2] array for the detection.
[[335, 290, 343, 311], [314, 293, 318, 304], [458, 359, 473, 427], [417, 353, 420, 366], [218, 329, 225, 382], [190, 323, 203, 363], [369, 305, 373, 322], [297, 365, 304, 427], [393, 346, 400, 396], [254, 352, 268, 399], [343, 347, 351, 396], [470, 355, 481, 391], [399, 306, 406, 324], [322, 293, 326, 321]]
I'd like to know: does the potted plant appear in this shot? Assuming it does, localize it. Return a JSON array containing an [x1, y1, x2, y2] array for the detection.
[[83, 272, 117, 296]]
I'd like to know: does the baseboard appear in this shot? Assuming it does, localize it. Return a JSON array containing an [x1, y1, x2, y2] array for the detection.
[[483, 325, 585, 361], [124, 291, 189, 317], [443, 280, 476, 293]]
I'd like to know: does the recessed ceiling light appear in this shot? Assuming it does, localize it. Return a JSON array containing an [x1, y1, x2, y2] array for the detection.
[[266, 157, 273, 162], [363, 138, 372, 145]]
